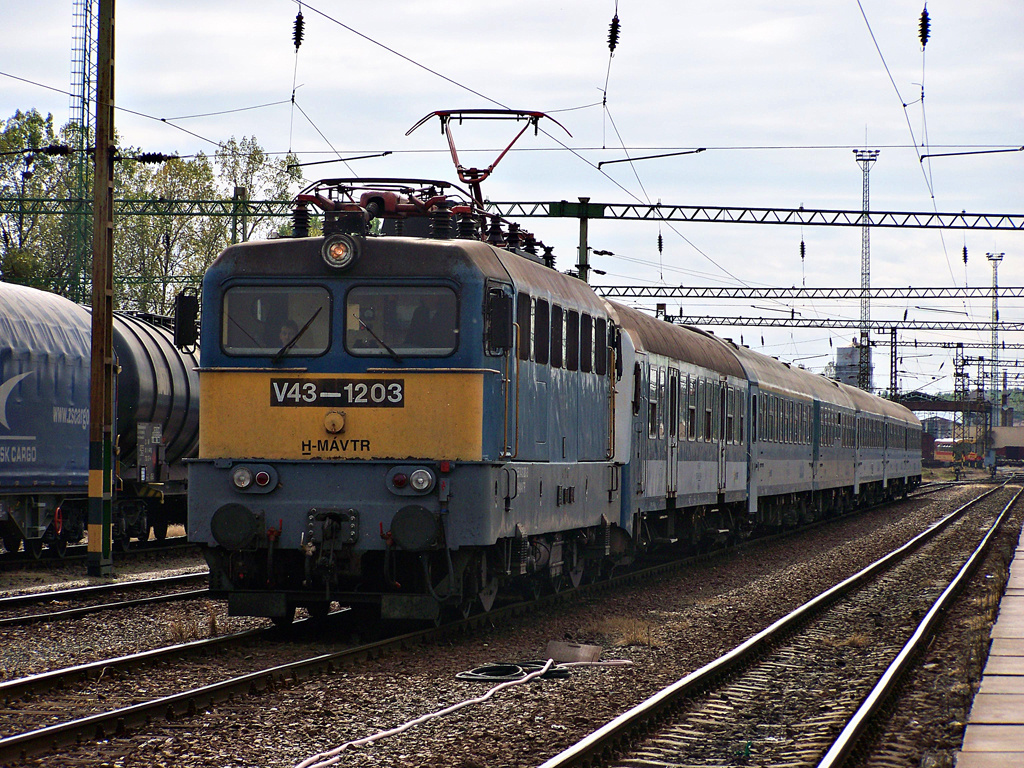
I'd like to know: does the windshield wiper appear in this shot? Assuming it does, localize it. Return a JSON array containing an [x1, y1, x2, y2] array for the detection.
[[358, 318, 403, 364], [273, 307, 322, 362]]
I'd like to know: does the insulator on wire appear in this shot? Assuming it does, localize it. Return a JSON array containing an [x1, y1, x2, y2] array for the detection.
[[607, 14, 620, 54], [135, 152, 178, 164], [963, 245, 968, 265], [293, 8, 305, 51], [919, 6, 930, 49], [657, 232, 663, 254], [800, 240, 806, 260]]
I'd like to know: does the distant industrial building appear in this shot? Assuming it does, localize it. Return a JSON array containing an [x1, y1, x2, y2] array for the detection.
[[835, 341, 871, 388]]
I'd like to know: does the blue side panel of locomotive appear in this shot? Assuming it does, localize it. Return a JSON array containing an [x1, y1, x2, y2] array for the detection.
[[0, 283, 91, 494]]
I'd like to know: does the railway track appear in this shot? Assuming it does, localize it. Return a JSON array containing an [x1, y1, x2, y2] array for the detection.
[[537, 483, 1019, 768], [0, 572, 209, 627], [0, 486, 966, 765], [0, 535, 195, 571]]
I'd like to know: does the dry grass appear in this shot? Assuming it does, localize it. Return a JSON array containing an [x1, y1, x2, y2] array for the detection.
[[822, 633, 872, 649], [169, 601, 219, 643], [586, 616, 660, 647]]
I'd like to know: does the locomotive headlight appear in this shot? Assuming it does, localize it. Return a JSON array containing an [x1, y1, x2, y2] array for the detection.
[[232, 466, 254, 489], [321, 233, 359, 270], [409, 469, 434, 492]]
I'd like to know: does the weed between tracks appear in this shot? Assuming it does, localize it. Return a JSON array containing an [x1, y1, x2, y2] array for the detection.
[[168, 600, 219, 644], [585, 616, 660, 647]]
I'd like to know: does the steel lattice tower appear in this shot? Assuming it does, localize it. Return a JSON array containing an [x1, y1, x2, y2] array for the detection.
[[854, 150, 880, 391], [988, 251, 1004, 424], [69, 0, 98, 303]]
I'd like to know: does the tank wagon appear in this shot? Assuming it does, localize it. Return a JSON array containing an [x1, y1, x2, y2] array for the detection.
[[0, 282, 200, 555], [186, 178, 921, 625]]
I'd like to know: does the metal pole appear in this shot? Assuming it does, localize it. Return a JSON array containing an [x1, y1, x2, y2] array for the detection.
[[87, 0, 115, 576], [577, 196, 590, 283]]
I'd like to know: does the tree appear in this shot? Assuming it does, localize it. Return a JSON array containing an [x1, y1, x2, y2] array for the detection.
[[0, 110, 79, 291], [114, 153, 226, 314], [2, 113, 301, 309], [215, 135, 299, 241]]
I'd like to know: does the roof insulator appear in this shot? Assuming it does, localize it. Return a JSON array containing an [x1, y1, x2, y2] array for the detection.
[[919, 6, 930, 49], [293, 8, 305, 51], [607, 14, 620, 54]]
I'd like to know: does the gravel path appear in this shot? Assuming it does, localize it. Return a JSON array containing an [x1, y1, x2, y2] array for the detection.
[[4, 484, 1011, 768]]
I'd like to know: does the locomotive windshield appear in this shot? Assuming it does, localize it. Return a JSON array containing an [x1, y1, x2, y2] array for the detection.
[[346, 286, 457, 357], [221, 285, 331, 356]]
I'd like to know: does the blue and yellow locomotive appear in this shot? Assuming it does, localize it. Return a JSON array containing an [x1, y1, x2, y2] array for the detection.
[[187, 178, 921, 625]]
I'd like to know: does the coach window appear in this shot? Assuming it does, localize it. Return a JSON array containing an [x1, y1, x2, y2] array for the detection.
[[580, 314, 593, 373], [648, 366, 659, 438], [516, 294, 532, 361], [223, 285, 331, 356], [739, 392, 745, 443], [668, 370, 679, 438], [688, 377, 697, 440], [704, 382, 714, 442], [551, 305, 563, 368], [595, 318, 607, 375], [566, 310, 580, 371], [535, 299, 550, 365]]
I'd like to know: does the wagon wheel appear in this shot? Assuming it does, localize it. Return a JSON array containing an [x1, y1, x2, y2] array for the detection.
[[2, 533, 21, 554], [150, 517, 169, 542], [307, 602, 331, 624], [49, 538, 68, 559], [271, 604, 296, 629], [25, 538, 44, 559], [114, 528, 132, 552]]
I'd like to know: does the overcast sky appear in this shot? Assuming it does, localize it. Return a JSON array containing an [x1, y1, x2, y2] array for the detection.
[[2, 0, 1022, 391]]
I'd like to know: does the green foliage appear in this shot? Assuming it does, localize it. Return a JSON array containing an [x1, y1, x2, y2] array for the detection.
[[1, 113, 300, 313]]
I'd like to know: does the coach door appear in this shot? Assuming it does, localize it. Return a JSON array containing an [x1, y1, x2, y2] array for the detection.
[[667, 368, 680, 497], [718, 379, 727, 492], [632, 357, 648, 494], [748, 387, 760, 515]]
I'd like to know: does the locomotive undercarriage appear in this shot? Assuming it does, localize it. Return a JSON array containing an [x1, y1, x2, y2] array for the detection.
[[203, 520, 631, 625]]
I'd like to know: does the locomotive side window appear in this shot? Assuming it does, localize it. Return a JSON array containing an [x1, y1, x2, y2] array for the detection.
[[222, 285, 331, 356], [535, 299, 550, 365], [580, 314, 593, 373], [516, 294, 532, 361], [595, 318, 607, 375], [565, 311, 580, 371], [551, 305, 563, 368], [346, 286, 457, 357]]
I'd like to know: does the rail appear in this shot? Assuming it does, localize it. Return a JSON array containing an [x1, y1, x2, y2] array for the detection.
[[535, 483, 1007, 768]]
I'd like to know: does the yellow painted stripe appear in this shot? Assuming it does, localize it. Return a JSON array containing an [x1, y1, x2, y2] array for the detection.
[[199, 371, 485, 461], [87, 524, 104, 553], [88, 470, 104, 497]]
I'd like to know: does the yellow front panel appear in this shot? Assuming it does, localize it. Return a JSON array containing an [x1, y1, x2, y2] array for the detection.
[[199, 371, 484, 461]]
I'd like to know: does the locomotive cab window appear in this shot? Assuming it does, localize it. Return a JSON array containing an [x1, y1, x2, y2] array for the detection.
[[346, 286, 457, 357], [222, 285, 330, 357]]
